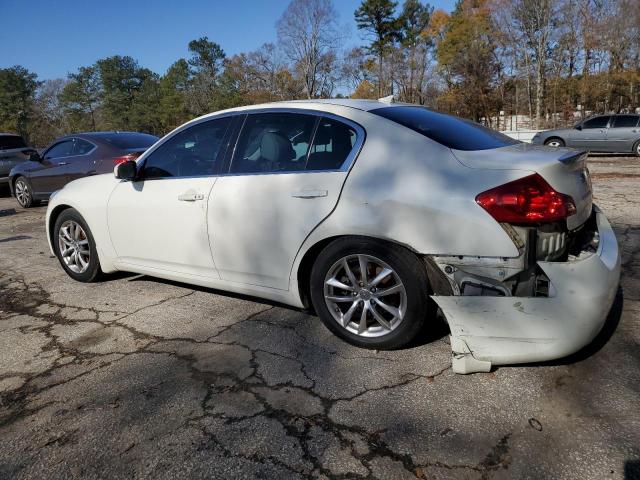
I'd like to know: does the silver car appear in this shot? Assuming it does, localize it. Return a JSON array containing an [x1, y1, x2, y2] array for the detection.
[[44, 100, 620, 374], [532, 114, 640, 155]]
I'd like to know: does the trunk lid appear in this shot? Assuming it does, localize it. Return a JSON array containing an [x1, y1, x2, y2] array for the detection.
[[452, 143, 592, 230]]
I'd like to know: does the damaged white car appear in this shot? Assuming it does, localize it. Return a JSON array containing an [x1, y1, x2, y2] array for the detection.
[[45, 99, 621, 373]]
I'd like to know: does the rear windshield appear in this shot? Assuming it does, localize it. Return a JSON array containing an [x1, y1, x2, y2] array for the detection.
[[0, 135, 27, 150], [370, 106, 520, 151], [97, 133, 158, 149]]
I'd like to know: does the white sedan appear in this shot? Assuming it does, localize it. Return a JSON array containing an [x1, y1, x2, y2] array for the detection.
[[45, 100, 620, 374]]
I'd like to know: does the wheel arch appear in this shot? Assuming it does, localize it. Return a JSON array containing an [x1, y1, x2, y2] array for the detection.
[[544, 136, 565, 146], [295, 234, 422, 310], [47, 204, 73, 249]]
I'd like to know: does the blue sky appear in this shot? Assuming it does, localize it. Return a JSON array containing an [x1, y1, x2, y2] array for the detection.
[[1, 0, 457, 80]]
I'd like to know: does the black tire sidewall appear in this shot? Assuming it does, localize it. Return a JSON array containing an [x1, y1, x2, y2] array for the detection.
[[53, 209, 101, 282], [310, 237, 430, 350], [15, 176, 33, 208]]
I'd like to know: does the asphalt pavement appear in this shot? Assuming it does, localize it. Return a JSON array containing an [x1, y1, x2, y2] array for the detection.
[[0, 155, 639, 479]]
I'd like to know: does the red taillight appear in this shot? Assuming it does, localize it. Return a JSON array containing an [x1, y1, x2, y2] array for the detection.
[[475, 173, 576, 224], [112, 152, 141, 165]]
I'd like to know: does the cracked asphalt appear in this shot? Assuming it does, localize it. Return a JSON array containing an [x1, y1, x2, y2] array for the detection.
[[0, 154, 639, 480]]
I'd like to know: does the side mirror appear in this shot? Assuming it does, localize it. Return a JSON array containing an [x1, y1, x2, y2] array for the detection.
[[114, 160, 137, 181], [575, 125, 582, 130], [29, 151, 42, 162]]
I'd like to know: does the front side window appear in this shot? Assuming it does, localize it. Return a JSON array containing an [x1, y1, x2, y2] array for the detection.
[[306, 118, 357, 171], [142, 117, 231, 179], [582, 116, 610, 129], [45, 140, 75, 159], [611, 115, 639, 128], [73, 139, 95, 155], [230, 113, 317, 174]]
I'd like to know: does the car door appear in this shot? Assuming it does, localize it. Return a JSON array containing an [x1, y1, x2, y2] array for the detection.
[[29, 139, 75, 195], [64, 138, 99, 183], [208, 111, 364, 290], [107, 116, 232, 278], [571, 116, 610, 150], [605, 115, 640, 153]]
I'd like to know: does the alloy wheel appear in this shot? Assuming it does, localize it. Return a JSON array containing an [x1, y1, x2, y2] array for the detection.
[[323, 254, 407, 337], [546, 140, 562, 147], [58, 220, 91, 274], [15, 179, 30, 207]]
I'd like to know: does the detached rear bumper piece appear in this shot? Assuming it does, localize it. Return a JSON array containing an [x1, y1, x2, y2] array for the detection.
[[433, 208, 620, 374]]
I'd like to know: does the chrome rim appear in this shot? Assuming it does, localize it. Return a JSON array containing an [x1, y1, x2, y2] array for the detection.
[[323, 254, 407, 338], [58, 220, 91, 274], [546, 140, 562, 147], [15, 179, 30, 206]]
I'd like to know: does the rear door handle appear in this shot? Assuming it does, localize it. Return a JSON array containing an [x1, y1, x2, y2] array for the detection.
[[178, 192, 204, 202], [57, 161, 69, 166], [291, 189, 328, 199]]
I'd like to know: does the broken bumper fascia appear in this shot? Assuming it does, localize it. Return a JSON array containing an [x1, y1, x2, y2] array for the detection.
[[432, 207, 621, 374]]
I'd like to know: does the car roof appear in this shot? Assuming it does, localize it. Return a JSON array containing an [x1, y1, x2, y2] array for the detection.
[[55, 131, 157, 142], [0, 132, 22, 137]]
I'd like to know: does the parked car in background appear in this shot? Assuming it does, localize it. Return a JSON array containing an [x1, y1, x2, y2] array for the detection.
[[532, 114, 640, 155], [45, 100, 619, 374], [0, 133, 35, 189], [9, 132, 158, 207]]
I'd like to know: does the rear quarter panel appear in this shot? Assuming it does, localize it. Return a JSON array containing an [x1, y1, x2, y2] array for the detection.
[[291, 111, 528, 290]]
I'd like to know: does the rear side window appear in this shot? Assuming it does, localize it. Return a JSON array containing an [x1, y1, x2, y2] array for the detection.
[[306, 117, 357, 171], [73, 139, 95, 155], [230, 113, 317, 174], [100, 133, 158, 149], [611, 115, 639, 128], [0, 135, 27, 150], [582, 116, 610, 129], [370, 106, 519, 151], [142, 118, 231, 179]]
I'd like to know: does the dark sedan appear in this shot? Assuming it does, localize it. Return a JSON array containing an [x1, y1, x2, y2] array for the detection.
[[9, 131, 158, 207], [531, 114, 640, 155]]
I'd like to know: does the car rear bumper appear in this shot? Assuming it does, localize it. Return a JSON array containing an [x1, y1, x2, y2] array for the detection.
[[433, 207, 621, 373]]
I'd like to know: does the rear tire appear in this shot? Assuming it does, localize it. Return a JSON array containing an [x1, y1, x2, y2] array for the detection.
[[14, 176, 37, 208], [634, 140, 640, 157], [53, 208, 102, 282], [544, 137, 565, 148], [309, 237, 430, 350]]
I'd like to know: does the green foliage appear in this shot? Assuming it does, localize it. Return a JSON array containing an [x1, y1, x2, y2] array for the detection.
[[355, 0, 400, 56], [0, 66, 40, 140]]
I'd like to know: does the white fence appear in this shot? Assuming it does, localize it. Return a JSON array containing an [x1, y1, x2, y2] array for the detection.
[[501, 130, 542, 143]]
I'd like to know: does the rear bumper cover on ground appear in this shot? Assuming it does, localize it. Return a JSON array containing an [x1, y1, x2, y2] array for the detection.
[[433, 207, 621, 374]]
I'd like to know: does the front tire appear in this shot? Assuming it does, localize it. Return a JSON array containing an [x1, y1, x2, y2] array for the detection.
[[544, 138, 565, 148], [53, 209, 102, 282], [634, 140, 640, 157], [14, 176, 36, 208], [309, 237, 430, 350]]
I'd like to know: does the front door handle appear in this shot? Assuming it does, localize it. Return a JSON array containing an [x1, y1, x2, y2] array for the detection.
[[178, 191, 204, 202], [291, 189, 328, 199], [57, 161, 69, 166]]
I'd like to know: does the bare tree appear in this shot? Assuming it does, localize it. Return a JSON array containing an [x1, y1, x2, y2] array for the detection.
[[276, 0, 342, 98], [512, 0, 556, 129]]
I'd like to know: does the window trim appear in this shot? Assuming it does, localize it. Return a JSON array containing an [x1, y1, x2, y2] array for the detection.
[[221, 108, 366, 177]]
